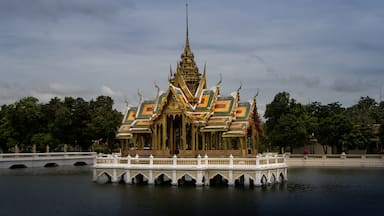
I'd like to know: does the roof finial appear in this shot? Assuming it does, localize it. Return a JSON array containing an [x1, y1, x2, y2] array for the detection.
[[237, 81, 243, 92], [185, 1, 190, 47], [216, 73, 222, 86], [137, 89, 143, 102], [124, 98, 129, 107]]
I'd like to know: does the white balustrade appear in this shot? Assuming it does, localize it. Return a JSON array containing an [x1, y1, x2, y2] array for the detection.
[[94, 153, 287, 170]]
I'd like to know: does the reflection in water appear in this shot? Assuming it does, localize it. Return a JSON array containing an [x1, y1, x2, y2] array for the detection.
[[0, 167, 383, 216]]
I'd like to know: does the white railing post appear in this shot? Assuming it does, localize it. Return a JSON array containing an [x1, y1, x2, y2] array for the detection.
[[229, 154, 233, 168], [197, 154, 201, 167], [204, 154, 208, 167], [127, 155, 131, 166], [173, 154, 177, 167], [113, 155, 118, 165], [256, 154, 260, 166], [150, 154, 154, 167]]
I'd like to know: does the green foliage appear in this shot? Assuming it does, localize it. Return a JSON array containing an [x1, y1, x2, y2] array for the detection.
[[380, 123, 384, 149], [31, 133, 55, 152], [0, 95, 123, 152], [265, 92, 382, 154], [264, 92, 308, 153], [317, 114, 353, 153]]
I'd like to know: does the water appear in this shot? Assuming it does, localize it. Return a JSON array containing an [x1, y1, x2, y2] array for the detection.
[[1, 167, 383, 216]]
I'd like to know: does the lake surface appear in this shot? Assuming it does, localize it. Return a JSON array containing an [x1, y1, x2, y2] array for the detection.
[[1, 166, 383, 216]]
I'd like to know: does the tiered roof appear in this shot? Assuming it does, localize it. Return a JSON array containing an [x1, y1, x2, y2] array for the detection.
[[116, 7, 263, 139]]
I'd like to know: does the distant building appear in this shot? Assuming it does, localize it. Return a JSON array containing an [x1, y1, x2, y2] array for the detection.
[[116, 10, 263, 157]]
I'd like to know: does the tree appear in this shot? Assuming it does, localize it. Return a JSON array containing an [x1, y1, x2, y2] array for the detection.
[[269, 113, 307, 153], [87, 96, 123, 150], [380, 123, 384, 153], [264, 92, 308, 153], [264, 92, 290, 133], [0, 104, 17, 152], [347, 96, 377, 124], [31, 133, 55, 152], [317, 114, 353, 154], [8, 97, 43, 150]]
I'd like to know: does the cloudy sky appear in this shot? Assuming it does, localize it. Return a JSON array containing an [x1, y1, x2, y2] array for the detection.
[[1, 0, 383, 115]]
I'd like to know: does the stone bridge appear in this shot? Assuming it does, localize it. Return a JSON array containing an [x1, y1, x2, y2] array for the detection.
[[0, 152, 96, 169]]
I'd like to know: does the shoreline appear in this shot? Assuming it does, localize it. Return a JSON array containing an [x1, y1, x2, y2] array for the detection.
[[285, 154, 384, 168]]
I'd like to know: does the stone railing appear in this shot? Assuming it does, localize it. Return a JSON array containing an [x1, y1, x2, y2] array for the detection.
[[285, 153, 384, 167], [0, 152, 97, 168], [0, 152, 96, 160], [95, 153, 287, 170]]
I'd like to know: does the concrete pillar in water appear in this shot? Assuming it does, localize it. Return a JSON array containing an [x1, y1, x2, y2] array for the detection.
[[228, 170, 234, 186], [148, 170, 154, 184], [196, 170, 204, 186], [124, 170, 131, 184], [244, 174, 250, 188], [111, 169, 118, 183], [171, 170, 177, 186]]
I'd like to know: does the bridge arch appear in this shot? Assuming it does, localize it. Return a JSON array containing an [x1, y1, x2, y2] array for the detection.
[[44, 163, 58, 167], [131, 173, 149, 185], [234, 174, 255, 187], [9, 164, 27, 169], [270, 173, 277, 184], [73, 161, 87, 166], [260, 175, 268, 186], [177, 173, 196, 186], [96, 172, 112, 184], [154, 173, 172, 185], [209, 173, 229, 186]]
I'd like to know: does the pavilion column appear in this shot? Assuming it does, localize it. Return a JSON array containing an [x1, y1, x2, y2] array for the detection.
[[151, 124, 157, 150], [182, 116, 186, 151], [202, 132, 206, 151], [251, 127, 256, 154], [191, 125, 196, 151], [158, 125, 161, 151], [162, 117, 167, 151], [133, 136, 137, 150], [240, 137, 245, 157], [170, 116, 174, 153], [208, 132, 212, 150], [195, 127, 199, 151]]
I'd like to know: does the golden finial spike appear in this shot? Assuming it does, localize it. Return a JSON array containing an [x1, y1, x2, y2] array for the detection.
[[237, 81, 242, 92], [186, 2, 189, 46], [216, 73, 222, 86]]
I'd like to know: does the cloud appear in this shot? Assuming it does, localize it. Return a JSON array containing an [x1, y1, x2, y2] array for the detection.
[[0, 0, 135, 21], [101, 85, 123, 98], [0, 82, 28, 104], [331, 78, 371, 93], [1, 0, 384, 112], [282, 74, 321, 88], [0, 81, 96, 105]]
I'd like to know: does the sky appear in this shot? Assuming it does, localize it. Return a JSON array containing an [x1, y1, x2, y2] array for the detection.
[[0, 0, 383, 115]]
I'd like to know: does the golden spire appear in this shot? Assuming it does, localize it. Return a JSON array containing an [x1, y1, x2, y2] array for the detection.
[[186, 2, 190, 48], [183, 2, 192, 57], [170, 2, 202, 102]]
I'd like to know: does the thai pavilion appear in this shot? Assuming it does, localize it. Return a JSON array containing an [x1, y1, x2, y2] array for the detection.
[[116, 11, 263, 158]]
